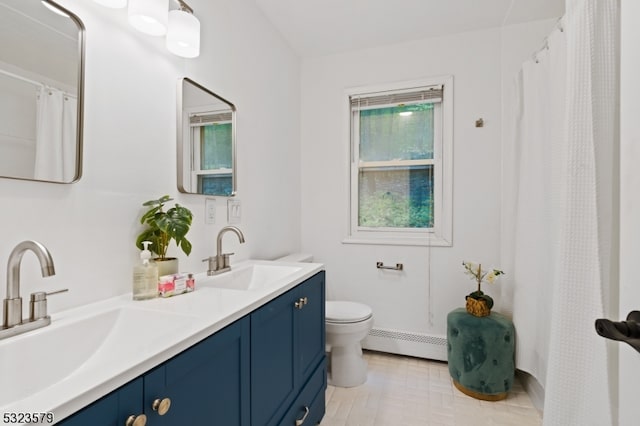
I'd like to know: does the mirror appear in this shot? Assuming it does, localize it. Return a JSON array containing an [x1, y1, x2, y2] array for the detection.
[[177, 78, 236, 196], [0, 0, 84, 184]]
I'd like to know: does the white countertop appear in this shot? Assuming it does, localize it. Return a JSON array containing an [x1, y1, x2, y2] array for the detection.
[[0, 259, 323, 425]]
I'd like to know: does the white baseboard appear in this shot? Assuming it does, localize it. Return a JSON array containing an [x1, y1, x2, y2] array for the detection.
[[362, 327, 448, 361]]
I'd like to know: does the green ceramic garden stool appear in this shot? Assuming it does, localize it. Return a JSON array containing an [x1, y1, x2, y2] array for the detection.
[[446, 308, 515, 401]]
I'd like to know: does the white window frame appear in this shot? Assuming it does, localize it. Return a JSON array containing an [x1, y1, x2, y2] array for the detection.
[[343, 76, 453, 247], [189, 121, 233, 192], [181, 104, 233, 194]]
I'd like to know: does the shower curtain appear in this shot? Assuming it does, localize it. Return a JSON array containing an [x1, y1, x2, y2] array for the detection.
[[503, 0, 618, 424], [502, 23, 567, 392], [34, 86, 77, 182]]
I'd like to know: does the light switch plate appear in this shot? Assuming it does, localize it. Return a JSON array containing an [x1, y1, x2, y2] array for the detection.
[[205, 198, 216, 224], [227, 199, 241, 224]]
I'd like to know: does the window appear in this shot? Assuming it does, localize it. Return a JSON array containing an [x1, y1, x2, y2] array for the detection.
[[190, 111, 233, 196], [346, 77, 453, 246]]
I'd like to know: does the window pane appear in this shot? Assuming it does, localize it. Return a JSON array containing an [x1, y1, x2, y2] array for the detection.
[[199, 174, 232, 196], [358, 165, 434, 228], [359, 103, 434, 162], [201, 123, 232, 170]]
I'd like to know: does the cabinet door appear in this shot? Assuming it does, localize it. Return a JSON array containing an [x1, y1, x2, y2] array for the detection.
[[57, 378, 144, 426], [144, 317, 250, 426], [297, 271, 325, 382], [250, 286, 298, 426]]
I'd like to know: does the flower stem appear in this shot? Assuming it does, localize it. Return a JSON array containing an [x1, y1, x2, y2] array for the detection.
[[477, 263, 482, 293]]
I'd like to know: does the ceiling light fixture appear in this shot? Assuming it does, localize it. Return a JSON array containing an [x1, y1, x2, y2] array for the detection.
[[166, 1, 200, 58], [92, 0, 199, 58], [128, 0, 169, 36]]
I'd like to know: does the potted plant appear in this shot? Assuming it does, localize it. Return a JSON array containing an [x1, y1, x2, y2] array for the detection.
[[462, 261, 504, 317], [136, 195, 193, 276]]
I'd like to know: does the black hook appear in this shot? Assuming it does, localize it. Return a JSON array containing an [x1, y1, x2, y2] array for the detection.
[[595, 311, 640, 353]]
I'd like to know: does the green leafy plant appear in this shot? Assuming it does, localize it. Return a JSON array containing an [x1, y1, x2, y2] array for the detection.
[[136, 195, 193, 260]]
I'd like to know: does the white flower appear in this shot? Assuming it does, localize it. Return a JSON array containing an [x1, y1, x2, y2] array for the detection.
[[462, 261, 504, 289]]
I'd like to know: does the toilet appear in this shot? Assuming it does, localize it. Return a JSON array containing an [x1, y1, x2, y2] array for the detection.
[[276, 253, 374, 387], [325, 300, 373, 387]]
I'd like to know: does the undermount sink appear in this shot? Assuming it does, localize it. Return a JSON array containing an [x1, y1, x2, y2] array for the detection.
[[200, 263, 303, 291], [0, 305, 195, 407]]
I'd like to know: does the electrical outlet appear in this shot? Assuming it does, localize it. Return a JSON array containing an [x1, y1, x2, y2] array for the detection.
[[205, 198, 216, 224], [228, 199, 241, 224]]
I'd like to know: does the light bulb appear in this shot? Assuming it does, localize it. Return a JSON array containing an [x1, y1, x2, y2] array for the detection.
[[166, 9, 200, 58]]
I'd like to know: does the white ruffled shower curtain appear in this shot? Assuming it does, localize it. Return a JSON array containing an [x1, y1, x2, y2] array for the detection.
[[34, 86, 77, 182], [503, 0, 618, 424]]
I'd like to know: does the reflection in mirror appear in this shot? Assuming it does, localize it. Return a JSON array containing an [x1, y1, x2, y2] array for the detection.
[[0, 0, 84, 183], [177, 78, 236, 196]]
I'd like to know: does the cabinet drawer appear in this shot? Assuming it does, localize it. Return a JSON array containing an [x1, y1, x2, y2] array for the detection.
[[280, 358, 327, 426]]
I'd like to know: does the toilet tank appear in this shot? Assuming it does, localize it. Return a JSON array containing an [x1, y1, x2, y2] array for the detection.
[[276, 253, 313, 263]]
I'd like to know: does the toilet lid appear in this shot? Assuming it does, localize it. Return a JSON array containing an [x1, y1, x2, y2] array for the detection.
[[326, 301, 372, 323]]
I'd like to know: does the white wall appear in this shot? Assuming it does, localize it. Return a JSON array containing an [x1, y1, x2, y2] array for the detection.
[[0, 0, 301, 314], [300, 20, 556, 351], [301, 28, 504, 342]]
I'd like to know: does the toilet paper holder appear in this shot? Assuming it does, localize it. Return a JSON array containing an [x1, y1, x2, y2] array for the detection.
[[376, 261, 403, 271], [595, 311, 640, 353]]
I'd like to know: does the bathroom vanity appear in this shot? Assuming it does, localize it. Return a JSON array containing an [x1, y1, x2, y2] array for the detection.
[[0, 261, 325, 426]]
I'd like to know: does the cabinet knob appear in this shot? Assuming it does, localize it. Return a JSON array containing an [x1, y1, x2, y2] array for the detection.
[[295, 406, 310, 425], [125, 414, 147, 426], [152, 397, 172, 415], [294, 297, 309, 309]]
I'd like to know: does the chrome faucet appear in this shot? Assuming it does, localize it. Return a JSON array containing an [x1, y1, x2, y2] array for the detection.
[[1, 240, 67, 340], [203, 226, 246, 275]]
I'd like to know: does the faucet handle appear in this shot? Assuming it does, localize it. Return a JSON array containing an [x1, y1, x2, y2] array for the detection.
[[45, 288, 69, 297], [29, 288, 68, 321], [202, 256, 216, 271], [221, 253, 235, 269]]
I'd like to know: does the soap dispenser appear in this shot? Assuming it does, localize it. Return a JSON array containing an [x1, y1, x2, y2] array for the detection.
[[133, 241, 158, 300]]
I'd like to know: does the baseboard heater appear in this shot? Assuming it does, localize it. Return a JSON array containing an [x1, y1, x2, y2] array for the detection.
[[362, 327, 448, 362]]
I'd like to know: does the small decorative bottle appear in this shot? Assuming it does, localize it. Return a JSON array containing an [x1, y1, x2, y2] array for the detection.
[[133, 241, 158, 300]]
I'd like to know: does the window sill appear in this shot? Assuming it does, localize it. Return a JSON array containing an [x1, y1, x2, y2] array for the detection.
[[342, 235, 452, 247]]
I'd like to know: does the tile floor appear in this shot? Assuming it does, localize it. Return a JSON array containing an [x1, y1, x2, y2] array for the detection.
[[320, 351, 542, 426]]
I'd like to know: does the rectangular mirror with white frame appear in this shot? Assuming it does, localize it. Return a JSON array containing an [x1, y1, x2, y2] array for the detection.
[[0, 0, 84, 184], [177, 78, 236, 197]]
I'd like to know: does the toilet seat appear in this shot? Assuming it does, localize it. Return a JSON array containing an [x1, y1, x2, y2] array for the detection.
[[326, 301, 372, 324]]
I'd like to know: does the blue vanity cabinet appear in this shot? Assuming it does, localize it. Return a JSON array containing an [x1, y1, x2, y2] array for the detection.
[[57, 318, 250, 426], [57, 271, 325, 426], [250, 271, 326, 426], [57, 378, 144, 426], [143, 317, 250, 426]]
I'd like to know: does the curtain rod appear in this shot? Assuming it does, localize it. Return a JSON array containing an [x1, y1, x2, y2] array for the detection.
[[0, 67, 75, 98], [0, 68, 44, 88]]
